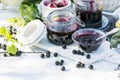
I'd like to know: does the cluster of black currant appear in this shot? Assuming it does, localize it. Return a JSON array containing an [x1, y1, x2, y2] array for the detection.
[[0, 43, 6, 50], [8, 25, 17, 35], [0, 25, 22, 57], [72, 49, 94, 70], [40, 51, 51, 58], [40, 51, 62, 59], [76, 61, 94, 70], [72, 49, 91, 59], [55, 59, 66, 71], [40, 51, 66, 71]]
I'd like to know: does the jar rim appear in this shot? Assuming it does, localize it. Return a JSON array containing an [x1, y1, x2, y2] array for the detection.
[[46, 9, 77, 26]]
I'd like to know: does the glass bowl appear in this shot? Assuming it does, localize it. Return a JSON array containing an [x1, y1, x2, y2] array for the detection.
[[72, 28, 106, 53]]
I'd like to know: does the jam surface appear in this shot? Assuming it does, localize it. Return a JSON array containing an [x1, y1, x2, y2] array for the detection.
[[75, 33, 102, 53]]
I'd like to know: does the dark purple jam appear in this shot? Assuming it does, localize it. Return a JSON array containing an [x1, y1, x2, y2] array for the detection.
[[46, 11, 79, 45], [76, 9, 102, 28], [47, 26, 78, 45], [75, 34, 102, 53]]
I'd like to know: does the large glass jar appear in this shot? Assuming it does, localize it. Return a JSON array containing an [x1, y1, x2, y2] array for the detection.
[[45, 10, 80, 45], [75, 0, 103, 29]]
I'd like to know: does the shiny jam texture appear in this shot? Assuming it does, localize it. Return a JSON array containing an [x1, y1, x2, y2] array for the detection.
[[47, 16, 78, 45], [75, 33, 102, 53]]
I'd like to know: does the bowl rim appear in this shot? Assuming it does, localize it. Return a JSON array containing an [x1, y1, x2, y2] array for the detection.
[[41, 0, 71, 9], [72, 28, 106, 45]]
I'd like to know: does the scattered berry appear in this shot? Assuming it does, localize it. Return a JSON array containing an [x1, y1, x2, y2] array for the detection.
[[3, 53, 7, 57], [16, 51, 22, 56], [46, 51, 51, 54], [60, 59, 64, 65], [46, 51, 51, 58], [53, 52, 58, 57], [81, 52, 85, 56], [77, 50, 81, 55], [86, 54, 91, 59], [72, 50, 78, 54], [61, 66, 65, 71], [76, 62, 85, 68], [40, 54, 45, 58], [55, 61, 60, 66], [9, 29, 13, 35], [89, 65, 94, 70], [76, 63, 81, 68], [2, 44, 6, 50], [62, 44, 67, 49], [80, 63, 85, 68], [13, 29, 17, 34]]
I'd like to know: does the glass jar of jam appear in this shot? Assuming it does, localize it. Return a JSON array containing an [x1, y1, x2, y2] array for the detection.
[[45, 10, 81, 45], [75, 0, 103, 29]]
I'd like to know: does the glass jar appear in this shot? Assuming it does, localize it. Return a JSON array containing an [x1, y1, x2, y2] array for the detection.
[[75, 0, 103, 29], [45, 10, 80, 45]]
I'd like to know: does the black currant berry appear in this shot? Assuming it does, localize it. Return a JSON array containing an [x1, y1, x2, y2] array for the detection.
[[53, 53, 58, 57], [59, 60, 64, 65], [61, 66, 65, 71], [89, 65, 94, 70], [3, 53, 7, 57], [40, 54, 45, 58], [81, 52, 85, 56], [2, 44, 6, 50], [76, 62, 85, 68], [62, 44, 67, 49], [72, 50, 77, 54], [86, 54, 91, 59], [55, 61, 60, 66], [46, 51, 51, 58], [77, 50, 81, 55], [16, 51, 22, 56]]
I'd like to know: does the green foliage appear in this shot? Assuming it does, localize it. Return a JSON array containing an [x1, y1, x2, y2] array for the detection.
[[0, 26, 19, 55], [21, 0, 41, 4], [6, 44, 18, 55], [19, 0, 43, 24], [110, 30, 120, 48], [71, 0, 74, 3], [0, 27, 12, 40], [8, 17, 26, 27]]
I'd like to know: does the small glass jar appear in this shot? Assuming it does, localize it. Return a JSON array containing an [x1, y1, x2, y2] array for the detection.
[[45, 10, 80, 45], [75, 0, 103, 29]]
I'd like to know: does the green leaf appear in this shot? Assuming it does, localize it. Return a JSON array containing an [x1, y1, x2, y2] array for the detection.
[[8, 17, 26, 27], [6, 44, 18, 55], [0, 27, 12, 40], [110, 30, 120, 48], [22, 0, 42, 4], [20, 3, 41, 21]]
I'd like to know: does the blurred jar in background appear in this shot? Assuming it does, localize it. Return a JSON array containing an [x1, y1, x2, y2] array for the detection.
[[74, 0, 103, 29]]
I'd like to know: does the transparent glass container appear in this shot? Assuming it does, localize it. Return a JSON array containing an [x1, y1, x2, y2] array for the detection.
[[75, 0, 103, 29], [45, 10, 79, 45]]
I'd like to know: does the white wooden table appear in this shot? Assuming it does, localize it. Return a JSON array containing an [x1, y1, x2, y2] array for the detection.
[[0, 9, 120, 80]]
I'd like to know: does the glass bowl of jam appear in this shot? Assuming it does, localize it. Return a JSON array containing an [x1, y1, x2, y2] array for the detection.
[[72, 28, 106, 53], [45, 10, 80, 46]]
